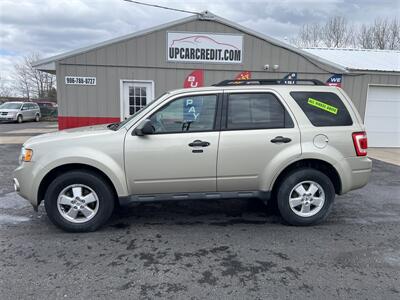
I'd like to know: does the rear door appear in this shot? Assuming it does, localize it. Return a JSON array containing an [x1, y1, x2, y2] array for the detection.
[[217, 91, 301, 192]]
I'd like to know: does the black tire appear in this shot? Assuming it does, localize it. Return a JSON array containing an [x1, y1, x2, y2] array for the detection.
[[277, 168, 335, 226], [17, 115, 23, 123], [35, 114, 40, 122], [44, 170, 115, 232]]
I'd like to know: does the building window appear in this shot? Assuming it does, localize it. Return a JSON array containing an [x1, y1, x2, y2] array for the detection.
[[129, 86, 147, 115]]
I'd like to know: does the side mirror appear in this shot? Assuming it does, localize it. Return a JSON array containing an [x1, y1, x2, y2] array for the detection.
[[134, 119, 155, 136]]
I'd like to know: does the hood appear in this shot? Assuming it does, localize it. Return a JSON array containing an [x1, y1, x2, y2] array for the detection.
[[24, 124, 123, 147], [0, 109, 19, 113]]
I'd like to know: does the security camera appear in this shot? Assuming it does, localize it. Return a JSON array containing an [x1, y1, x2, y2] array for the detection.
[[263, 64, 270, 70]]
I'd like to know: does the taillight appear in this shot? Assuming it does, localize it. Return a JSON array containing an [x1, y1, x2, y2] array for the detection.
[[352, 132, 368, 156]]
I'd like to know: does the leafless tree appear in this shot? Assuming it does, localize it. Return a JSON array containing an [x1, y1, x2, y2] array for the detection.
[[373, 19, 390, 49], [12, 53, 56, 100], [388, 18, 400, 49], [292, 23, 323, 48], [358, 24, 375, 49], [323, 16, 354, 48], [0, 76, 14, 97], [13, 62, 31, 99]]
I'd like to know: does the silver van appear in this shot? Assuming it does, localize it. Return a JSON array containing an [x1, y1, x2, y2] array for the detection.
[[0, 102, 41, 123]]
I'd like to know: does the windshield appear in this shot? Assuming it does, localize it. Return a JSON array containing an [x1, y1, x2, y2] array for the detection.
[[111, 93, 168, 130], [0, 103, 22, 110]]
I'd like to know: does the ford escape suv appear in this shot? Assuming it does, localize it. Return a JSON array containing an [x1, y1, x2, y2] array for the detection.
[[13, 79, 371, 232]]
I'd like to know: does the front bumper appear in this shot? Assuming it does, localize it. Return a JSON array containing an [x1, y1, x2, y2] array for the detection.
[[13, 162, 39, 210], [0, 114, 17, 121]]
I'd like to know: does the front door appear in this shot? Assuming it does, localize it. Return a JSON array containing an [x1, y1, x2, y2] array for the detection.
[[124, 93, 221, 195], [122, 81, 154, 120], [217, 92, 301, 191]]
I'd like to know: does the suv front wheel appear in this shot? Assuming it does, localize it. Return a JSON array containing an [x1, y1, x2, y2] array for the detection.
[[277, 168, 335, 226], [44, 170, 115, 232]]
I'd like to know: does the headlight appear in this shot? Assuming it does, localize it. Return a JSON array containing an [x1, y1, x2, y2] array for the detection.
[[19, 147, 33, 163]]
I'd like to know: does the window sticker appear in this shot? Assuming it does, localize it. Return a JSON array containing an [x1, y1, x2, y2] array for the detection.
[[183, 98, 203, 121], [307, 97, 338, 115]]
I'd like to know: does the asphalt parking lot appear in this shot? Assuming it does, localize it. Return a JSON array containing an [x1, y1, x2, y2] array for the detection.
[[0, 122, 399, 299]]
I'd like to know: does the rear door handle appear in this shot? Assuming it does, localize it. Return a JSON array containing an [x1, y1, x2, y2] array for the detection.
[[271, 136, 292, 144], [188, 140, 210, 147]]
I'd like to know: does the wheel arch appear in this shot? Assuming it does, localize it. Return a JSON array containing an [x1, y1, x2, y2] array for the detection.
[[270, 159, 342, 197], [37, 163, 119, 207]]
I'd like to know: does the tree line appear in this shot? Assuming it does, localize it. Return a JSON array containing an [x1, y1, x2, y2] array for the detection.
[[292, 16, 400, 50]]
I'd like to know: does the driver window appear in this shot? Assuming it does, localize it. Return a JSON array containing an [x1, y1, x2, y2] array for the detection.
[[150, 94, 217, 134]]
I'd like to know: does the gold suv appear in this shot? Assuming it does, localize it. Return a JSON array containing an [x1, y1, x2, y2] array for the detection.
[[13, 79, 371, 232]]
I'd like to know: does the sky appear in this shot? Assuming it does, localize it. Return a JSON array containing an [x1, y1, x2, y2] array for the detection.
[[1, 0, 399, 86]]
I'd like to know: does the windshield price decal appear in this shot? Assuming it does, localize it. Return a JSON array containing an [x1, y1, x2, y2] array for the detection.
[[65, 76, 96, 86], [307, 98, 338, 114]]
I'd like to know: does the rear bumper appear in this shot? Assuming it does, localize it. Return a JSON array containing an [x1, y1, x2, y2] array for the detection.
[[336, 156, 372, 194]]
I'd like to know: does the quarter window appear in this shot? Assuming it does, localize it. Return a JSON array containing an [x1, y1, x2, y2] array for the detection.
[[150, 94, 218, 134], [290, 92, 353, 127], [226, 93, 293, 130]]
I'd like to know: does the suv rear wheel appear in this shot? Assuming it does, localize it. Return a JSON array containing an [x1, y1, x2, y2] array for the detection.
[[44, 170, 115, 232], [277, 168, 335, 226]]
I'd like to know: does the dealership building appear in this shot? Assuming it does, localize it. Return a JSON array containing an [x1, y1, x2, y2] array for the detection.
[[33, 11, 400, 147]]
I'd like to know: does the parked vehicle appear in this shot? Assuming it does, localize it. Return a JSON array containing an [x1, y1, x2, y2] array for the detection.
[[35, 101, 58, 117], [0, 101, 41, 123], [13, 79, 371, 232]]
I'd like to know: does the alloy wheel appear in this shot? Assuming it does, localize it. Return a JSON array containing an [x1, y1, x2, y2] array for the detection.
[[57, 184, 99, 223], [288, 181, 325, 217]]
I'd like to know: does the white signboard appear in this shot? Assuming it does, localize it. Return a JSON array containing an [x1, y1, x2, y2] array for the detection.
[[65, 76, 96, 85], [167, 32, 243, 64]]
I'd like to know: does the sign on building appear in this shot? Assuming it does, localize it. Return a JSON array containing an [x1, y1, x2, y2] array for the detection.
[[65, 76, 96, 85], [167, 32, 243, 64]]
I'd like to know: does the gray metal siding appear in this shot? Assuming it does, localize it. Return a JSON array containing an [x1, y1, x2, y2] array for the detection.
[[59, 19, 337, 73]]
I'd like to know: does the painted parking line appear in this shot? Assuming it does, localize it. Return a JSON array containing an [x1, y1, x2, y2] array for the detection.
[[0, 136, 33, 144]]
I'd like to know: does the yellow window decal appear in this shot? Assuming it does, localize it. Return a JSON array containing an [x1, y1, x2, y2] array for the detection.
[[307, 98, 338, 115]]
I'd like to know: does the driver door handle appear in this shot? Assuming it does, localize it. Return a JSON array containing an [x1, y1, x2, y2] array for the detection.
[[188, 140, 210, 147], [270, 136, 292, 144]]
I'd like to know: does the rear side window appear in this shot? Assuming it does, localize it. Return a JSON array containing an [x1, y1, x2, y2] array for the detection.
[[227, 93, 294, 130], [290, 92, 352, 126]]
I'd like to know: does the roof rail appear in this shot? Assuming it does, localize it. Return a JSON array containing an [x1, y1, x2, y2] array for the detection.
[[213, 79, 325, 86]]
